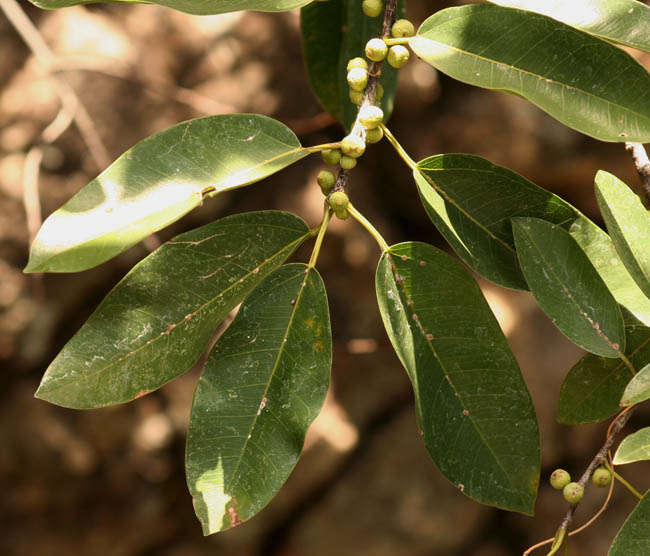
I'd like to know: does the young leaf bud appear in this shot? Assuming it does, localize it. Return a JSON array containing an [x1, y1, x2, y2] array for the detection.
[[321, 148, 342, 166], [362, 0, 382, 18], [387, 45, 410, 69], [349, 89, 364, 105], [339, 156, 357, 170], [359, 105, 384, 129], [347, 67, 369, 92], [317, 169, 336, 195], [365, 126, 384, 144], [341, 135, 366, 158], [562, 482, 584, 504], [347, 57, 369, 72], [592, 466, 612, 488], [365, 38, 388, 62], [391, 19, 415, 38], [550, 469, 571, 490]]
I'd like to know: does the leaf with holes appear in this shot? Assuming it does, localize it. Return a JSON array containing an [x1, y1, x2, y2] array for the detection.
[[376, 241, 540, 514], [27, 0, 312, 16], [301, 0, 404, 130], [609, 491, 650, 555], [35, 211, 311, 409], [595, 170, 650, 299], [488, 0, 650, 53], [409, 4, 650, 142], [186, 263, 331, 534], [621, 363, 650, 407], [25, 114, 309, 273], [614, 427, 650, 465], [512, 217, 625, 357], [558, 317, 650, 424]]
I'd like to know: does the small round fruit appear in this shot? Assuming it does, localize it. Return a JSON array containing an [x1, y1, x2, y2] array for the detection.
[[347, 57, 369, 72], [387, 45, 410, 68], [321, 148, 342, 166], [592, 466, 612, 488], [550, 469, 571, 490], [365, 126, 383, 144], [365, 38, 388, 62], [563, 482, 584, 504], [375, 83, 384, 101], [362, 0, 382, 18], [347, 67, 369, 91], [339, 156, 357, 170], [329, 191, 349, 211], [317, 170, 336, 194], [391, 19, 415, 38], [341, 135, 366, 158], [359, 105, 384, 129], [349, 89, 364, 105]]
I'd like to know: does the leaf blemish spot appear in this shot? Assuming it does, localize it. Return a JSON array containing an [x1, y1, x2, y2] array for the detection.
[[419, 260, 426, 266], [426, 333, 433, 341], [458, 483, 464, 492], [463, 409, 470, 416], [314, 341, 323, 351], [257, 396, 268, 415], [290, 299, 296, 306], [400, 255, 408, 261]]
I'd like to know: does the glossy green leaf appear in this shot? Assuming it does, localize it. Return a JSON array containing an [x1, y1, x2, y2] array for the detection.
[[28, 0, 312, 16], [35, 211, 310, 409], [621, 363, 650, 407], [609, 492, 650, 555], [300, 0, 403, 130], [186, 263, 331, 534], [489, 0, 650, 53], [413, 155, 650, 326], [414, 154, 577, 290], [558, 318, 650, 424], [512, 217, 625, 357], [376, 242, 540, 515], [409, 4, 650, 142], [614, 427, 650, 464], [25, 115, 309, 273], [595, 170, 650, 298]]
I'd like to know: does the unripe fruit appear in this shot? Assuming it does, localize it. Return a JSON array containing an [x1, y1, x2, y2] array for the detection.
[[341, 135, 366, 158], [365, 38, 388, 62], [592, 466, 612, 488], [391, 18, 415, 38], [329, 191, 349, 211], [359, 105, 384, 129], [362, 0, 382, 18], [375, 83, 384, 101], [339, 156, 357, 170], [317, 169, 336, 194], [321, 148, 342, 166], [349, 89, 364, 105], [563, 482, 584, 504], [347, 67, 368, 91], [387, 45, 410, 68], [347, 57, 369, 72], [550, 469, 571, 490], [365, 126, 384, 144]]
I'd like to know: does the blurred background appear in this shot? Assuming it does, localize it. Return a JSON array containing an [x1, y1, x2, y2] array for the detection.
[[1, 1, 649, 554]]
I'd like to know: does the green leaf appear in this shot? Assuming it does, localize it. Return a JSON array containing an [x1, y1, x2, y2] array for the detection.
[[376, 241, 540, 515], [609, 492, 650, 555], [409, 4, 650, 142], [512, 217, 625, 357], [413, 155, 650, 326], [595, 170, 650, 299], [28, 0, 312, 16], [558, 318, 650, 424], [300, 0, 403, 130], [614, 427, 650, 464], [186, 263, 331, 534], [25, 115, 309, 273], [621, 363, 650, 407], [35, 211, 310, 409], [414, 154, 577, 290], [488, 0, 650, 53]]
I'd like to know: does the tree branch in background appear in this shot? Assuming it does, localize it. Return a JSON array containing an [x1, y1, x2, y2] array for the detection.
[[625, 142, 650, 205]]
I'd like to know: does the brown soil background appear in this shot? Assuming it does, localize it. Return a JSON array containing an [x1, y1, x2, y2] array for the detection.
[[1, 1, 649, 554]]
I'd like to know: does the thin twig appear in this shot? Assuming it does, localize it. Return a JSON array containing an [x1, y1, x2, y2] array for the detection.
[[333, 0, 398, 195], [1, 0, 111, 169], [625, 142, 650, 205]]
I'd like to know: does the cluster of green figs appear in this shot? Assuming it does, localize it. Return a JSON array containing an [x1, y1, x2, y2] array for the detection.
[[550, 466, 613, 504]]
